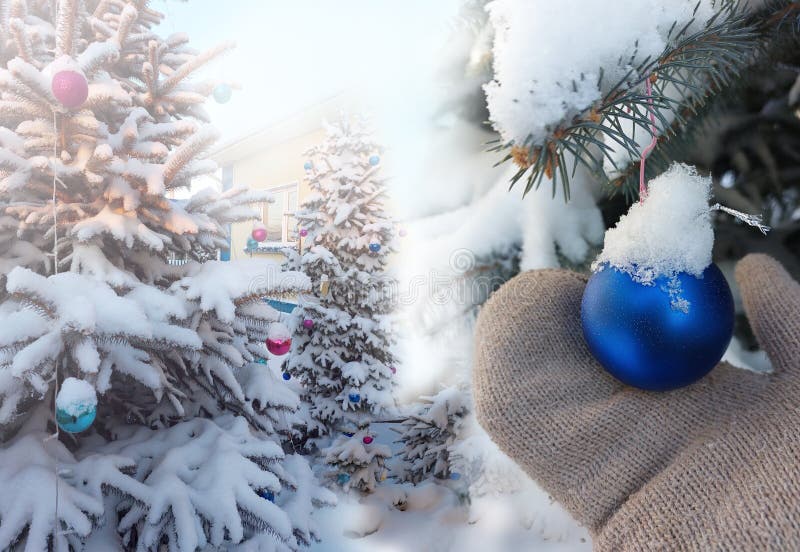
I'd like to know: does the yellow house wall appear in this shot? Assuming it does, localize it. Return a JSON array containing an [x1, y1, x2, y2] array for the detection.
[[226, 128, 324, 262]]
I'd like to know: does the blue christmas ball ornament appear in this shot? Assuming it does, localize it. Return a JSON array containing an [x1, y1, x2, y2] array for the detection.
[[369, 155, 380, 166], [282, 372, 291, 381], [56, 378, 97, 433], [213, 83, 232, 104], [581, 264, 734, 391], [348, 393, 361, 403], [337, 473, 351, 485], [256, 357, 267, 365], [342, 432, 354, 437], [303, 161, 313, 171], [449, 472, 461, 480], [368, 243, 381, 253], [246, 237, 258, 250], [259, 489, 275, 502]]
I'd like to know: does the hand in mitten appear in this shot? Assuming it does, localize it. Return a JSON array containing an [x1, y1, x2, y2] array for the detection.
[[473, 254, 800, 551]]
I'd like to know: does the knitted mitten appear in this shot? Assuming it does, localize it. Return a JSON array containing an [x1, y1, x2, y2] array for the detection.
[[473, 254, 800, 550]]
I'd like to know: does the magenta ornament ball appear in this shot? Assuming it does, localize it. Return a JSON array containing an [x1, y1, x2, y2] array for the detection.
[[266, 337, 292, 356], [302, 318, 314, 330], [251, 227, 267, 242], [52, 70, 89, 109], [362, 436, 374, 445], [299, 228, 309, 238]]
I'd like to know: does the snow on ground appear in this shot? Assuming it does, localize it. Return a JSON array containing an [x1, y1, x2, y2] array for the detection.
[[311, 423, 590, 552]]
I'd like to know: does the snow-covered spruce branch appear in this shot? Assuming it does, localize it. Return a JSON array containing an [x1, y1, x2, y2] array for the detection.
[[486, 0, 775, 200]]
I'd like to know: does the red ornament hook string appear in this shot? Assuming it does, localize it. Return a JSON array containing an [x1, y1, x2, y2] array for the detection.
[[639, 75, 658, 202]]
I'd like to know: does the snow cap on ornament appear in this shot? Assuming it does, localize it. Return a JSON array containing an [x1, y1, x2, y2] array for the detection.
[[591, 163, 714, 291], [56, 377, 97, 433], [50, 57, 89, 109], [266, 322, 292, 356]]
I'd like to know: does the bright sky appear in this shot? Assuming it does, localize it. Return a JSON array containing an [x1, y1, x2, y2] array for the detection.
[[152, 0, 463, 142]]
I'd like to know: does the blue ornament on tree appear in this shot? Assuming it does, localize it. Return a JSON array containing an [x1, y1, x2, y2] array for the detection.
[[581, 264, 734, 391], [368, 243, 381, 253], [369, 155, 380, 166], [337, 473, 351, 485], [256, 357, 267, 365], [56, 378, 97, 433], [348, 393, 361, 403], [258, 489, 275, 502], [213, 83, 232, 104], [449, 472, 461, 481], [282, 372, 291, 381], [303, 161, 313, 171]]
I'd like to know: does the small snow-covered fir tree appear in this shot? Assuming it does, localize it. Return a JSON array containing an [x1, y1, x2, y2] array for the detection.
[[324, 427, 391, 493], [286, 118, 396, 443], [394, 386, 468, 484], [0, 1, 333, 550]]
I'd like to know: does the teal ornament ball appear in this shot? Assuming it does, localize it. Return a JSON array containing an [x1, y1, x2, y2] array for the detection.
[[246, 237, 258, 251], [56, 405, 96, 433], [303, 161, 313, 171], [369, 155, 380, 166], [337, 473, 351, 485], [56, 378, 97, 433], [213, 83, 232, 104], [581, 263, 734, 391]]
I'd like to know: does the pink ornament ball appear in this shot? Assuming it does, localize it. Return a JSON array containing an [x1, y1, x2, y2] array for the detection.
[[299, 228, 309, 238], [52, 70, 88, 109], [390, 366, 397, 374], [362, 436, 374, 445], [266, 337, 291, 356], [302, 318, 314, 330], [252, 227, 267, 242]]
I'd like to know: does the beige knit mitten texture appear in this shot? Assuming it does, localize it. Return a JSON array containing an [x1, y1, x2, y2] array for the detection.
[[473, 254, 800, 551]]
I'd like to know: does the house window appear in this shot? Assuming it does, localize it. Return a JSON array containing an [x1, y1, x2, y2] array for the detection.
[[262, 183, 299, 244]]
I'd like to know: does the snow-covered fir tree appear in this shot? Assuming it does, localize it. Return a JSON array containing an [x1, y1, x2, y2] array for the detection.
[[394, 386, 468, 484], [0, 1, 333, 550], [286, 118, 397, 441], [324, 427, 391, 493]]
